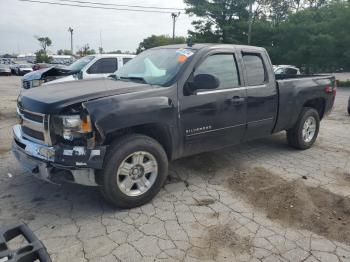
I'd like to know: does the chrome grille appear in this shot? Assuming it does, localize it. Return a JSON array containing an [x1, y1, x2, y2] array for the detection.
[[17, 106, 52, 146]]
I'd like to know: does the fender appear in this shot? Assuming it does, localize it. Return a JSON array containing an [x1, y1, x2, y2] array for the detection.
[[83, 93, 178, 142]]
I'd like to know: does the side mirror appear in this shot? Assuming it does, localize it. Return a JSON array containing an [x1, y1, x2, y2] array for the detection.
[[189, 74, 220, 92], [77, 71, 83, 80]]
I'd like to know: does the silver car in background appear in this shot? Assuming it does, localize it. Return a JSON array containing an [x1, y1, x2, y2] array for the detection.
[[0, 65, 11, 76]]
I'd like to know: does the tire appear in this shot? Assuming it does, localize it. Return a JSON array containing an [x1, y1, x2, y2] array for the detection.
[[287, 107, 320, 150], [100, 134, 168, 209]]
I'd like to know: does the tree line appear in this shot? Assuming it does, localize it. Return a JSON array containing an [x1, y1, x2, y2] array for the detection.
[[138, 0, 350, 73]]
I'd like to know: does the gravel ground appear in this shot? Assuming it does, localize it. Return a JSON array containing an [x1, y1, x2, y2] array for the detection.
[[0, 76, 350, 262]]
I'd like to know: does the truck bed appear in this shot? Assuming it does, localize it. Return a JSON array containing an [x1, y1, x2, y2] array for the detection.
[[273, 74, 336, 133]]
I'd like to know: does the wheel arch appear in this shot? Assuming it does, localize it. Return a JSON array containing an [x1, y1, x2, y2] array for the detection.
[[104, 123, 174, 160], [303, 97, 326, 119]]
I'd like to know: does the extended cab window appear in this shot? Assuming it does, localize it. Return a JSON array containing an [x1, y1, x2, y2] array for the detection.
[[87, 58, 118, 74], [243, 53, 266, 86], [194, 54, 240, 89]]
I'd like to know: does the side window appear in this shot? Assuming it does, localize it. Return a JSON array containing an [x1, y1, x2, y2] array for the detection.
[[285, 68, 298, 75], [123, 57, 132, 65], [194, 54, 240, 90], [242, 53, 266, 86], [87, 58, 118, 74], [275, 68, 285, 74]]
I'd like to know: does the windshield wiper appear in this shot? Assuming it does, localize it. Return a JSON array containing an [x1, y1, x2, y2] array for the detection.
[[120, 76, 147, 84]]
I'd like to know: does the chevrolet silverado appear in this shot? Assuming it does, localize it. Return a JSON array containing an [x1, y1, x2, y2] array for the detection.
[[12, 44, 336, 208]]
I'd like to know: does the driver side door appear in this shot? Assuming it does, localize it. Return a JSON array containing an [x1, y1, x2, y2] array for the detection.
[[179, 53, 247, 156]]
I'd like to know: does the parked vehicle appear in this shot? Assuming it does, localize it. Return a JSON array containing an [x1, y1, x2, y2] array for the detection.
[[10, 63, 18, 74], [16, 64, 33, 76], [32, 63, 52, 71], [0, 65, 11, 76], [12, 44, 336, 208], [274, 65, 301, 75], [22, 54, 135, 89]]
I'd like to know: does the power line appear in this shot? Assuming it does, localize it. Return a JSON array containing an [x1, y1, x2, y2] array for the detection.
[[56, 0, 185, 11], [18, 0, 183, 14]]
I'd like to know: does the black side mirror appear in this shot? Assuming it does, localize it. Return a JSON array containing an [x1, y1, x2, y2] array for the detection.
[[77, 71, 83, 80], [190, 74, 220, 92]]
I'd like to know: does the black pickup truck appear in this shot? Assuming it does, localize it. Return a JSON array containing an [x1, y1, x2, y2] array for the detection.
[[12, 44, 336, 208]]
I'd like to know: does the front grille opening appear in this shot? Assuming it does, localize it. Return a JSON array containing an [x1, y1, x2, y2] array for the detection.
[[14, 138, 26, 150], [22, 126, 44, 141], [20, 109, 43, 122]]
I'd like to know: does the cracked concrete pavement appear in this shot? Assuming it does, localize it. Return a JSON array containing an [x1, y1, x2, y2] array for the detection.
[[0, 76, 350, 261]]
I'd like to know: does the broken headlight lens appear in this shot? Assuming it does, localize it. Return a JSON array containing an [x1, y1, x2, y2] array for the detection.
[[31, 79, 44, 87], [59, 114, 92, 141]]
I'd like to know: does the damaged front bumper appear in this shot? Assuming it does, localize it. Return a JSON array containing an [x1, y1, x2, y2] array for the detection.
[[12, 124, 106, 186]]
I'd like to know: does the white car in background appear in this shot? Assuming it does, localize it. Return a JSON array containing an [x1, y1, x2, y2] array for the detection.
[[46, 54, 135, 85], [22, 54, 135, 89], [274, 65, 301, 75]]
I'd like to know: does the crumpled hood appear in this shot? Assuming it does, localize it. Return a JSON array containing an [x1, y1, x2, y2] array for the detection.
[[22, 66, 71, 81], [19, 78, 155, 114]]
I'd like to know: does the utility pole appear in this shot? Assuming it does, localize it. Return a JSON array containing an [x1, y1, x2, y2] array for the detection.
[[171, 12, 180, 41], [248, 1, 253, 45], [99, 30, 103, 54], [68, 27, 74, 55]]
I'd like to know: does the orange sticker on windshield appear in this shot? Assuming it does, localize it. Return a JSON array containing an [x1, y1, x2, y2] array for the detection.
[[178, 55, 188, 63]]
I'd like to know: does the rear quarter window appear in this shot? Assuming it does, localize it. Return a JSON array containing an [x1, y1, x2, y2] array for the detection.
[[243, 53, 267, 86]]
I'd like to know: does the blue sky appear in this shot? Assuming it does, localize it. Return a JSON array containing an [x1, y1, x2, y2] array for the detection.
[[0, 0, 194, 54]]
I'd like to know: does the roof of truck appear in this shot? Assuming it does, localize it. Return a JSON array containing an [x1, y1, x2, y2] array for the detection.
[[152, 43, 265, 52]]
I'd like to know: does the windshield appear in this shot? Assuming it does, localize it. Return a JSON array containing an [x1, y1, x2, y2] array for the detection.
[[114, 48, 195, 86], [19, 64, 30, 68], [67, 55, 95, 72]]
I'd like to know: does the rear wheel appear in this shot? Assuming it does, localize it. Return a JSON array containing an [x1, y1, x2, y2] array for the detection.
[[287, 107, 320, 150], [100, 134, 168, 209]]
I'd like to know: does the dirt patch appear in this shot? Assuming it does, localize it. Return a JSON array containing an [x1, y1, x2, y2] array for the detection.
[[315, 143, 350, 155], [0, 147, 10, 155], [192, 224, 252, 259], [208, 225, 252, 252], [193, 198, 215, 206], [175, 153, 219, 174], [227, 167, 350, 244]]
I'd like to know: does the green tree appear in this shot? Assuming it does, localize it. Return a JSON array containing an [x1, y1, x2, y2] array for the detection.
[[57, 49, 72, 55], [77, 44, 96, 57], [35, 49, 52, 63], [185, 0, 251, 43], [36, 36, 52, 52], [136, 35, 186, 54], [268, 1, 350, 72]]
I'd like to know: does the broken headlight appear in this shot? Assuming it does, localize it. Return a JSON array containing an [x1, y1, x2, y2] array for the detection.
[[53, 113, 93, 142], [62, 114, 92, 141]]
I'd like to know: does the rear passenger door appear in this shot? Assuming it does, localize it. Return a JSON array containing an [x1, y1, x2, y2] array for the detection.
[[85, 58, 118, 79], [241, 51, 278, 140]]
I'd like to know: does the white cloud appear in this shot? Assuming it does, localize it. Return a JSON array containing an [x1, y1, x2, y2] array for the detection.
[[0, 0, 194, 54]]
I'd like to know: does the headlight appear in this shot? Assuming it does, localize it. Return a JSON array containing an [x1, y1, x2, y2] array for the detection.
[[58, 114, 92, 141], [32, 79, 44, 87]]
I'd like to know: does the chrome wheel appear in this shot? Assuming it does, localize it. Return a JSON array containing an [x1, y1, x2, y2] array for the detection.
[[116, 151, 158, 197], [302, 116, 316, 143]]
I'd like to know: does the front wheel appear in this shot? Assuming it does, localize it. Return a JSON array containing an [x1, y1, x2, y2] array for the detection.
[[287, 107, 320, 150], [100, 134, 168, 209]]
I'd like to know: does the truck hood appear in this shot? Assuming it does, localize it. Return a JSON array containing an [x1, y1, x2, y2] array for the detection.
[[19, 78, 155, 114], [22, 66, 72, 81]]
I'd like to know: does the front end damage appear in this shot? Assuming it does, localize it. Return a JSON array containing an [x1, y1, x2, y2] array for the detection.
[[12, 122, 106, 186]]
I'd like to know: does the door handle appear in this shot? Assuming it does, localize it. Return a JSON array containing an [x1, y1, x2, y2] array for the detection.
[[230, 96, 245, 104]]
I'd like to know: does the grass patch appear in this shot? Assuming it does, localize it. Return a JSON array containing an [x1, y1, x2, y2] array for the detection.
[[337, 80, 350, 87]]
